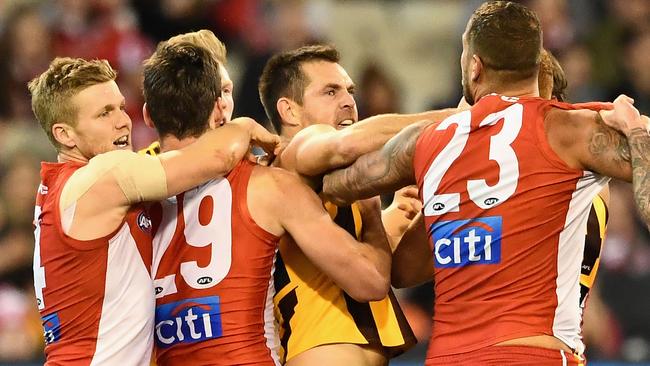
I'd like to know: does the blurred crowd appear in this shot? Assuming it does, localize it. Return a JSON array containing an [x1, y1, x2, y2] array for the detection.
[[0, 0, 648, 363]]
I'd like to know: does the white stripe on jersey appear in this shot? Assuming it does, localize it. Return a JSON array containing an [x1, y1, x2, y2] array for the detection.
[[90, 223, 155, 366], [265, 252, 281, 366], [552, 171, 609, 355]]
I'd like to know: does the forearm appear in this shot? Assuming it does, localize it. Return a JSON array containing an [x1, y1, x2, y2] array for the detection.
[[322, 152, 392, 205], [323, 122, 425, 205], [391, 214, 433, 288], [628, 128, 650, 223], [358, 200, 392, 282], [341, 109, 456, 161], [160, 124, 250, 196]]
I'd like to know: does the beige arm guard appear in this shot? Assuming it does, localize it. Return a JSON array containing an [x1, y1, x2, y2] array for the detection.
[[60, 150, 168, 210]]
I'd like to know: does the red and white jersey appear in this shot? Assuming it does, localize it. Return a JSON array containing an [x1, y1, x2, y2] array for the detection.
[[151, 160, 280, 366], [413, 95, 609, 359], [33, 162, 155, 365]]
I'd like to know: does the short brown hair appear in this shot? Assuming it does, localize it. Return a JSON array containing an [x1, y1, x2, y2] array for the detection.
[[538, 49, 567, 101], [258, 44, 340, 133], [143, 41, 221, 139], [468, 1, 541, 82], [167, 29, 227, 65], [28, 57, 117, 148]]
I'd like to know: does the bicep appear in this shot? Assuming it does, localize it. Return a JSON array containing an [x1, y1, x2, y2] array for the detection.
[[575, 112, 632, 182], [64, 151, 168, 210], [281, 183, 355, 258]]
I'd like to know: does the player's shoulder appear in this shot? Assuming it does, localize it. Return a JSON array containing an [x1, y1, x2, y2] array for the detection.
[[545, 106, 597, 130], [251, 165, 303, 189]]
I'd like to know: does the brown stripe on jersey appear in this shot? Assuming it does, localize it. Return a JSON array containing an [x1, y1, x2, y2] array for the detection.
[[335, 205, 358, 239], [277, 288, 298, 360], [342, 292, 381, 344], [582, 204, 603, 277], [337, 204, 382, 344], [273, 251, 290, 295], [386, 290, 417, 357]]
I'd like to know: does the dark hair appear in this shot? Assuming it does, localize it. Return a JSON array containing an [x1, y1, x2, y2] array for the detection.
[[143, 41, 221, 139], [258, 44, 340, 133], [468, 1, 542, 82]]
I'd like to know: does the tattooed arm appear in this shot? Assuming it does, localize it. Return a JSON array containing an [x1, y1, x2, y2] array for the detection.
[[597, 96, 650, 223], [322, 120, 433, 206], [626, 127, 650, 223], [548, 95, 650, 222], [280, 109, 456, 177]]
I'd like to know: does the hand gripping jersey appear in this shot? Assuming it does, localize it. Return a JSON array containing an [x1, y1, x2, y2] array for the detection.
[[273, 201, 416, 363], [413, 95, 609, 361], [150, 160, 280, 366], [33, 162, 155, 365]]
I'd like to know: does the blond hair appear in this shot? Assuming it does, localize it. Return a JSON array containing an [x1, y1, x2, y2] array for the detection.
[[167, 30, 227, 65], [28, 57, 117, 148]]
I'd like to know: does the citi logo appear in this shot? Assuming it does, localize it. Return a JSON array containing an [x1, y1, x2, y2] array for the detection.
[[155, 296, 223, 348], [42, 312, 61, 345], [430, 216, 502, 268]]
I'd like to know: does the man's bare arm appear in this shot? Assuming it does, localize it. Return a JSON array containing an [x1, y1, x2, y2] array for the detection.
[[391, 213, 434, 288], [627, 127, 650, 223], [62, 120, 279, 240], [595, 96, 650, 223], [282, 110, 456, 177], [251, 168, 391, 302], [322, 121, 432, 205], [556, 95, 650, 223]]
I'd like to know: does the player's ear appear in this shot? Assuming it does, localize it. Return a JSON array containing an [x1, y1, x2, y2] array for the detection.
[[471, 55, 482, 82], [143, 103, 155, 129], [52, 122, 76, 149], [277, 97, 301, 128]]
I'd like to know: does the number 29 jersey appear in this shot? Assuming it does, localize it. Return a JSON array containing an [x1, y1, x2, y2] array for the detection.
[[150, 160, 280, 365], [413, 95, 609, 358]]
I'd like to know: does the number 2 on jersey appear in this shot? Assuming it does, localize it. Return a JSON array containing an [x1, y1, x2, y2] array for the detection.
[[154, 180, 233, 296], [423, 103, 523, 216]]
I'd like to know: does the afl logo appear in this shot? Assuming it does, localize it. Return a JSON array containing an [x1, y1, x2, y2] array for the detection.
[[432, 203, 445, 211], [484, 197, 499, 206], [137, 211, 152, 233], [38, 184, 48, 195], [197, 277, 213, 285], [155, 287, 163, 295]]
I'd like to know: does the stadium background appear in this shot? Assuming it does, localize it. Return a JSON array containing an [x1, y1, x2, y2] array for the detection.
[[0, 0, 648, 364]]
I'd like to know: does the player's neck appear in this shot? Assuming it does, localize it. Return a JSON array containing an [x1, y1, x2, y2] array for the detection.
[[158, 135, 197, 153], [475, 78, 539, 101], [57, 148, 89, 164]]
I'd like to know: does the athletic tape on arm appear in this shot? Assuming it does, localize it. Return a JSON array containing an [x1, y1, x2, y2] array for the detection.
[[60, 150, 168, 210]]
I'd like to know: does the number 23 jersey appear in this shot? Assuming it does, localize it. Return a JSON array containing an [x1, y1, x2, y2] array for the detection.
[[150, 160, 280, 365], [413, 95, 609, 358]]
